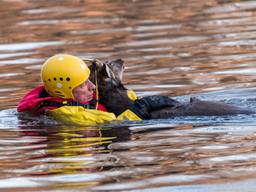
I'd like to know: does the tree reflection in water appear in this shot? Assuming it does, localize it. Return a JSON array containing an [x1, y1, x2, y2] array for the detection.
[[1, 0, 256, 191]]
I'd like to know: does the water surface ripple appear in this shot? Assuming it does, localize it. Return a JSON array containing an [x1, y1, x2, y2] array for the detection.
[[1, 0, 256, 191]]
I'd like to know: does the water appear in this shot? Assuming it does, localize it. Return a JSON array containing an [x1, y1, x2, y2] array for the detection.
[[1, 0, 256, 191]]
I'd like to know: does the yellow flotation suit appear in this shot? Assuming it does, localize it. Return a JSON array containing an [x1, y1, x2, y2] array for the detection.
[[48, 106, 116, 125], [116, 89, 141, 120], [49, 90, 141, 125], [127, 89, 138, 101]]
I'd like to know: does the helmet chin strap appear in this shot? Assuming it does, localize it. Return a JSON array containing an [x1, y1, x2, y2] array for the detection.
[[94, 69, 99, 110]]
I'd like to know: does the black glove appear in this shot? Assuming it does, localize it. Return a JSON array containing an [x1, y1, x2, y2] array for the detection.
[[131, 95, 180, 119]]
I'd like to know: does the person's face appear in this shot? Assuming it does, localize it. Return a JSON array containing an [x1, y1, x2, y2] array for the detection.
[[72, 79, 96, 103]]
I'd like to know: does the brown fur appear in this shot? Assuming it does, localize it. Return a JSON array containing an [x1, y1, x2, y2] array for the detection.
[[89, 59, 255, 118], [89, 59, 134, 116]]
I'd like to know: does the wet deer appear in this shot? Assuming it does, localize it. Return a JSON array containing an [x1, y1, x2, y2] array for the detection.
[[89, 59, 254, 119]]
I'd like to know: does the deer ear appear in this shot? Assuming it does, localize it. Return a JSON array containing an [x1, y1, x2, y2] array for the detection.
[[102, 63, 116, 79], [94, 59, 103, 67]]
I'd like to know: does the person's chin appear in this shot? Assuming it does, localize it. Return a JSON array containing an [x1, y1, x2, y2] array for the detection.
[[78, 97, 91, 103]]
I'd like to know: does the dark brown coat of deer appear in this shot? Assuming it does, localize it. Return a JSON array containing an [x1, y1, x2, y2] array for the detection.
[[89, 59, 255, 119]]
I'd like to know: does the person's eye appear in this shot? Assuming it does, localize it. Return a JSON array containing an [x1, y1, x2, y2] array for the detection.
[[80, 84, 85, 88]]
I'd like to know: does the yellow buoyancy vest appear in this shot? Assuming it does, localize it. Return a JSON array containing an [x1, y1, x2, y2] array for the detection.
[[127, 90, 137, 101], [49, 106, 141, 125], [49, 106, 116, 125], [48, 90, 141, 125], [117, 109, 141, 121]]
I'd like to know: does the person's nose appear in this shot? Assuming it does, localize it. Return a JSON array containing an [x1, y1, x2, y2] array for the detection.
[[88, 80, 96, 90]]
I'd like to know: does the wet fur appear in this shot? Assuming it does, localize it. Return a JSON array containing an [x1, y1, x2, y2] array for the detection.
[[89, 59, 255, 118], [89, 59, 134, 116]]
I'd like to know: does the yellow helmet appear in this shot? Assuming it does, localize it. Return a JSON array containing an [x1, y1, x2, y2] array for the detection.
[[41, 54, 91, 99]]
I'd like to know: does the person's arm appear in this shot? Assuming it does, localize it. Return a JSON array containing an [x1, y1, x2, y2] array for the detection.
[[131, 95, 181, 119], [48, 106, 116, 125]]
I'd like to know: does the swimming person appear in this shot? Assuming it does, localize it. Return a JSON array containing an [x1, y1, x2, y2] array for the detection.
[[17, 54, 118, 125]]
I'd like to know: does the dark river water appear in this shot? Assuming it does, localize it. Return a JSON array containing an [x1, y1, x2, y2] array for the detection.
[[1, 0, 256, 191]]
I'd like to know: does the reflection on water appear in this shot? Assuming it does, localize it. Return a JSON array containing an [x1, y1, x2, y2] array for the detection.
[[1, 0, 256, 191], [2, 112, 256, 191]]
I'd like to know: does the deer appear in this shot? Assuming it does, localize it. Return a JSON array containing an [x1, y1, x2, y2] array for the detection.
[[88, 59, 255, 119]]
